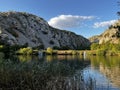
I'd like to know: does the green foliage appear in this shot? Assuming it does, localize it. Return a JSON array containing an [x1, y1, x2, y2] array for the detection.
[[23, 43, 28, 47], [0, 45, 4, 52], [53, 46, 60, 50], [53, 46, 72, 50], [0, 45, 4, 51], [77, 45, 90, 50], [90, 42, 120, 52], [59, 46, 71, 50], [0, 44, 10, 53], [46, 47, 53, 55], [91, 43, 99, 50], [96, 49, 106, 56], [0, 45, 3, 48], [18, 47, 32, 55], [72, 50, 77, 55], [10, 45, 22, 52], [90, 56, 120, 67]]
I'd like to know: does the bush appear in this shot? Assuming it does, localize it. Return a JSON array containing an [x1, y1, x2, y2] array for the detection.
[[18, 47, 32, 55], [0, 45, 3, 48], [59, 46, 71, 50], [91, 42, 120, 52], [90, 43, 99, 50], [72, 50, 77, 55], [46, 47, 53, 55], [97, 49, 106, 56], [0, 45, 4, 52], [53, 46, 60, 50]]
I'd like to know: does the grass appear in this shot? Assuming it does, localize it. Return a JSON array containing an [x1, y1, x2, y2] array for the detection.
[[0, 55, 92, 90]]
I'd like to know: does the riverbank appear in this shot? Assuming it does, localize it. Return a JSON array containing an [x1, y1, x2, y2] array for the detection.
[[44, 50, 120, 56], [14, 46, 120, 56]]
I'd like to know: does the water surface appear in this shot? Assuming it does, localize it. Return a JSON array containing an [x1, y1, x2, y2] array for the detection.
[[0, 53, 120, 90]]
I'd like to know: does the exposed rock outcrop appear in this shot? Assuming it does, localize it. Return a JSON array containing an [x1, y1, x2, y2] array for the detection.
[[89, 20, 120, 44], [0, 11, 90, 49]]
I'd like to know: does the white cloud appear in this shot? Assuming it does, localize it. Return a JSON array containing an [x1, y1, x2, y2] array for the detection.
[[93, 20, 117, 28], [48, 15, 95, 29]]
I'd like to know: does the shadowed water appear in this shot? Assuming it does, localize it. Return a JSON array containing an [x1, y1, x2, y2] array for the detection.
[[0, 53, 120, 90]]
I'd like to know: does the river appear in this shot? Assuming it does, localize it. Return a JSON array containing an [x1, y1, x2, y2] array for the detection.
[[0, 53, 120, 90]]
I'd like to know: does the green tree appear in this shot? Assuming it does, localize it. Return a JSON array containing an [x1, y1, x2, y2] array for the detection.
[[53, 46, 60, 50], [18, 47, 32, 55], [46, 47, 53, 55], [90, 43, 99, 50]]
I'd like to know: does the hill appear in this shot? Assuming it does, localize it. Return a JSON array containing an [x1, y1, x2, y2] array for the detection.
[[89, 20, 120, 44], [0, 11, 90, 49]]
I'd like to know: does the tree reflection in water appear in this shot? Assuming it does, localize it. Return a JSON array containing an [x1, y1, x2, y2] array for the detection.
[[0, 54, 93, 90], [87, 56, 120, 89]]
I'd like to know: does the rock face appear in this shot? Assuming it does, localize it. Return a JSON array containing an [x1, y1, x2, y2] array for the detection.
[[0, 11, 90, 49], [89, 20, 120, 44]]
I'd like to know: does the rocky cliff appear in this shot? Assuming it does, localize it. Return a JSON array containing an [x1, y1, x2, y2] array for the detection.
[[89, 20, 120, 44], [0, 11, 90, 49]]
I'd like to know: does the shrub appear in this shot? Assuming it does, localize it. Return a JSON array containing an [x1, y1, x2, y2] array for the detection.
[[97, 49, 106, 56], [10, 45, 21, 51], [72, 50, 77, 55], [18, 47, 32, 55], [59, 46, 70, 50], [90, 43, 99, 50], [0, 44, 10, 54], [53, 46, 60, 50], [0, 45, 4, 52], [0, 45, 3, 49], [46, 47, 53, 55]]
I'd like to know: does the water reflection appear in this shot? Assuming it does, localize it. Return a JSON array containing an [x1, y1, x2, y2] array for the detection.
[[18, 55, 32, 62], [0, 54, 120, 90], [87, 56, 120, 89], [45, 55, 86, 61], [0, 54, 91, 90]]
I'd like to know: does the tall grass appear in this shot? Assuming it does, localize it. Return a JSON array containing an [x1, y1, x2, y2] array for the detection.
[[0, 55, 95, 90]]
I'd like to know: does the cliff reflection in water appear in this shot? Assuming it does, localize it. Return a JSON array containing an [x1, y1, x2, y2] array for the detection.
[[90, 56, 120, 88]]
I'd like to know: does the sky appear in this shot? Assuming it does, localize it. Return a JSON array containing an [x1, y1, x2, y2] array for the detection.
[[0, 0, 119, 38]]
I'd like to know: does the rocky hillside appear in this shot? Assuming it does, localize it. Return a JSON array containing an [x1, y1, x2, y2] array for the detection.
[[0, 11, 90, 49], [89, 20, 120, 44]]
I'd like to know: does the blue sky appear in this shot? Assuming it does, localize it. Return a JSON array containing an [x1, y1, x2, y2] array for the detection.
[[0, 0, 119, 38]]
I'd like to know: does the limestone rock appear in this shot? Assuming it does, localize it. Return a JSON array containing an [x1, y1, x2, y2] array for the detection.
[[0, 11, 90, 49], [89, 20, 120, 44]]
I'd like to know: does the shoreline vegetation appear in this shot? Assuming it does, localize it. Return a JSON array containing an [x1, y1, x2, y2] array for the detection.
[[0, 44, 120, 56], [16, 46, 120, 56], [1, 41, 120, 56], [45, 50, 120, 56]]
